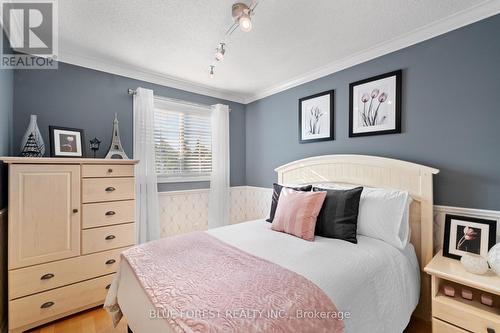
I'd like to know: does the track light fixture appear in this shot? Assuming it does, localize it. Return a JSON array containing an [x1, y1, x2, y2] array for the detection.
[[215, 43, 226, 61], [232, 3, 253, 32], [206, 1, 259, 77]]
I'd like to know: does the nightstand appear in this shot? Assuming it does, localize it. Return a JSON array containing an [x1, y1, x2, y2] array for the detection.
[[424, 252, 500, 332]]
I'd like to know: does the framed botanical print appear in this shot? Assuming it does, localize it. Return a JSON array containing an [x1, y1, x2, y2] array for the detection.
[[299, 90, 334, 143], [349, 70, 402, 137], [49, 126, 85, 157], [443, 214, 497, 260]]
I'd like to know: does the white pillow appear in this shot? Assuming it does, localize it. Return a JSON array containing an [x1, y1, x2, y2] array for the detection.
[[314, 183, 412, 249]]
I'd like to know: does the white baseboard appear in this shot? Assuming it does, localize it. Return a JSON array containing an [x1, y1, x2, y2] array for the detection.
[[434, 205, 500, 219]]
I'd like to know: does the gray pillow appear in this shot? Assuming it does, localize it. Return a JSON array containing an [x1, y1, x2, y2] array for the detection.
[[313, 186, 363, 243]]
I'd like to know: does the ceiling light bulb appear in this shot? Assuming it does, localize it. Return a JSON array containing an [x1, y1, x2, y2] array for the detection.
[[239, 14, 252, 32], [215, 43, 226, 61], [209, 65, 215, 78]]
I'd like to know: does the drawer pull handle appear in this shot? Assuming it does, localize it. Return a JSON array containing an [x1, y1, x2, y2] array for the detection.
[[108, 168, 113, 173], [40, 273, 55, 280], [106, 284, 111, 290], [487, 329, 495, 333], [41, 301, 55, 309], [105, 211, 116, 216], [105, 259, 116, 265], [105, 235, 116, 240], [73, 208, 78, 213], [105, 187, 116, 192]]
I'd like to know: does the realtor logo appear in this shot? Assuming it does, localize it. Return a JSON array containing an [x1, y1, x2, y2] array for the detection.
[[1, 0, 58, 69]]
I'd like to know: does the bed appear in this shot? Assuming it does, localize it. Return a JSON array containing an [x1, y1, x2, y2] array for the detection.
[[106, 154, 439, 333]]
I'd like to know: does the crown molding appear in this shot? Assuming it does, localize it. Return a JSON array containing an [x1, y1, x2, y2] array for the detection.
[[56, 1, 500, 105], [244, 0, 500, 103], [57, 50, 249, 104]]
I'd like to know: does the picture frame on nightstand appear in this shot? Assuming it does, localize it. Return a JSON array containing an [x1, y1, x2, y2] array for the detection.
[[442, 214, 496, 260]]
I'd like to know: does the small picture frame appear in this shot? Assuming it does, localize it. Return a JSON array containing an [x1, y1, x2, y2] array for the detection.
[[349, 70, 402, 137], [299, 90, 334, 143], [443, 214, 497, 260], [49, 126, 85, 158]]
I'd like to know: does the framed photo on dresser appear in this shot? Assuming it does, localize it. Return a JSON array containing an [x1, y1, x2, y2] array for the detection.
[[49, 126, 85, 157], [349, 70, 402, 137], [298, 90, 334, 143], [443, 214, 497, 260]]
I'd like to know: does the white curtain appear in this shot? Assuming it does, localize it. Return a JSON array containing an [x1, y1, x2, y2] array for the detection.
[[208, 104, 230, 229], [133, 87, 160, 243]]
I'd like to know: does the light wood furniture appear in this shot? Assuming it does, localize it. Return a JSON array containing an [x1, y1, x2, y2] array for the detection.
[[1, 157, 138, 333], [425, 252, 500, 332], [275, 154, 439, 320]]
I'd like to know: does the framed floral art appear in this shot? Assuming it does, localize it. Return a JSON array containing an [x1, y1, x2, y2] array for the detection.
[[442, 214, 497, 260], [299, 90, 334, 143], [349, 70, 402, 137]]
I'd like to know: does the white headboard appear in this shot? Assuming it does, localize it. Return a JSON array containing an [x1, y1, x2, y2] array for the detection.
[[275, 154, 439, 320]]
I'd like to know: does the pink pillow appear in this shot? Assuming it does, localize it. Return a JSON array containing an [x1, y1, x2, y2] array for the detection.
[[271, 188, 326, 241]]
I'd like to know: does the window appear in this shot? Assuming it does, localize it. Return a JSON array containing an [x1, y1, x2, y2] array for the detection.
[[154, 99, 212, 182]]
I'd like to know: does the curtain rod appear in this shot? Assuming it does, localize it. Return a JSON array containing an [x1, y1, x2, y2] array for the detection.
[[128, 88, 225, 111]]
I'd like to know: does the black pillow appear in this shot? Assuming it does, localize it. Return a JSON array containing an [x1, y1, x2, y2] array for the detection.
[[313, 186, 363, 244], [266, 183, 312, 222]]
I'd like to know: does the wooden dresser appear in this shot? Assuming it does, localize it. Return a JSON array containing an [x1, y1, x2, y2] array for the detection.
[[1, 157, 138, 333]]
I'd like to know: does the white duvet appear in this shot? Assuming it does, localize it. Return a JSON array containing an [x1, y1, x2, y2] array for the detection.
[[208, 220, 420, 333], [114, 219, 420, 333]]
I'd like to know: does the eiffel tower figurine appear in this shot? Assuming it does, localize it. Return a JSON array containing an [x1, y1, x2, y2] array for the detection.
[[105, 113, 129, 159]]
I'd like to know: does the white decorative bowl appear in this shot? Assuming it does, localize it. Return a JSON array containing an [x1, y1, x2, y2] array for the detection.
[[488, 243, 500, 276], [460, 253, 489, 275]]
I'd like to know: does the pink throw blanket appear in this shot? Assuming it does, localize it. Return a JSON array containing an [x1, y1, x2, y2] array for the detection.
[[122, 232, 344, 333]]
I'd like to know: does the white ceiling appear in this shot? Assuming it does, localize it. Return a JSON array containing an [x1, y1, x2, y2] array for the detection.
[[58, 0, 500, 103]]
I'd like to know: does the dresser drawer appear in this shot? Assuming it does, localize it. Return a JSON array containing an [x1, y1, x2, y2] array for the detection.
[[83, 200, 135, 229], [82, 223, 135, 254], [82, 164, 134, 178], [433, 297, 500, 333], [9, 274, 114, 329], [82, 178, 134, 203], [432, 318, 468, 332], [9, 247, 128, 300]]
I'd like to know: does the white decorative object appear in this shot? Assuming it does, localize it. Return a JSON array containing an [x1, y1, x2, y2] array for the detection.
[[133, 87, 160, 243], [488, 243, 500, 276], [105, 113, 129, 159], [460, 253, 489, 275], [20, 115, 45, 157], [208, 104, 230, 229]]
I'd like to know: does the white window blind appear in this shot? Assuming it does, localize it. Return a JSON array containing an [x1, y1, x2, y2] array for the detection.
[[154, 99, 212, 181]]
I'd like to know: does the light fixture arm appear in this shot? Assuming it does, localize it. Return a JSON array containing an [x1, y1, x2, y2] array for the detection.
[[208, 1, 260, 78]]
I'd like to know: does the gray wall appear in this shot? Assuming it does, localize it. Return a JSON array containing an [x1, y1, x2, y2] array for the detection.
[[245, 14, 500, 211], [0, 69, 12, 156], [13, 62, 246, 190], [0, 66, 13, 209]]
